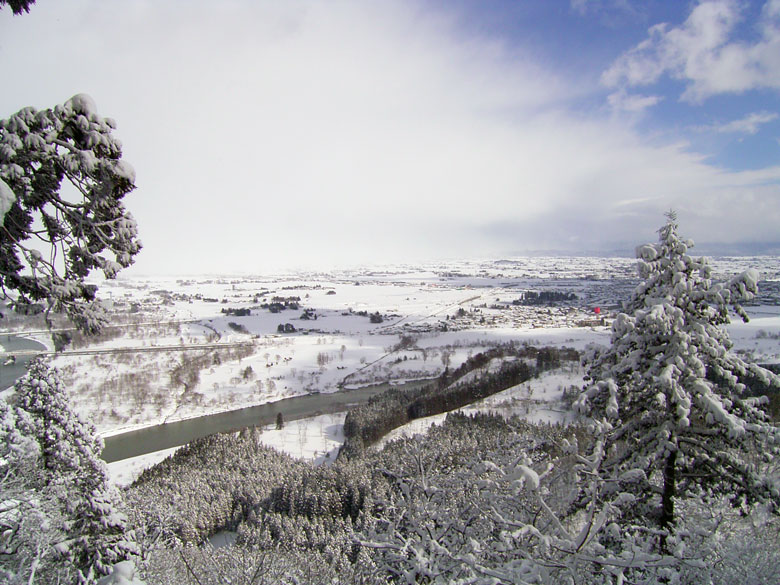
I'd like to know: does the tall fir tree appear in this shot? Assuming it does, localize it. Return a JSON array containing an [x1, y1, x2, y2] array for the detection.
[[575, 213, 780, 556], [0, 396, 66, 584], [9, 359, 136, 584]]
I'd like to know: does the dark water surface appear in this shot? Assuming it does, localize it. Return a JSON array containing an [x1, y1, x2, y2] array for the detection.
[[101, 380, 429, 463], [0, 334, 47, 390]]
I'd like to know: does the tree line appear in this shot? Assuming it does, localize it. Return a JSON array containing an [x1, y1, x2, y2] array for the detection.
[[339, 344, 577, 459]]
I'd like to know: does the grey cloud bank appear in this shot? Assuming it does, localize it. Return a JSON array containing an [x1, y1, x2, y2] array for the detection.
[[1, 1, 778, 274]]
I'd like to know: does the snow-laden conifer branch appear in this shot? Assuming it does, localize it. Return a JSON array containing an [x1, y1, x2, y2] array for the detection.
[[0, 94, 141, 333]]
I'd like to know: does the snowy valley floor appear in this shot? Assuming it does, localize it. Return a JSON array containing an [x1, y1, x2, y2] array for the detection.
[[3, 257, 778, 486]]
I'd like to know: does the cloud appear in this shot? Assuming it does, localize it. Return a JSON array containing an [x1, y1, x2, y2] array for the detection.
[[1, 0, 779, 274], [607, 89, 663, 112], [570, 0, 641, 20], [570, 0, 593, 15], [706, 111, 779, 134], [602, 0, 780, 101]]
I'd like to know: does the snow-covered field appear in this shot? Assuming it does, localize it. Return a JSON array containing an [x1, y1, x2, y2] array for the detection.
[[43, 258, 646, 436], [4, 256, 780, 485]]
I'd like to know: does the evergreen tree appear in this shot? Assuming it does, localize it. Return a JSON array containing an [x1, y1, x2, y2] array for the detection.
[[575, 213, 780, 560], [0, 397, 67, 584], [8, 359, 136, 584], [1, 94, 141, 334]]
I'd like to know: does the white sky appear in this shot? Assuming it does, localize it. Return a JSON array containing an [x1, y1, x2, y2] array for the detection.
[[1, 1, 779, 274]]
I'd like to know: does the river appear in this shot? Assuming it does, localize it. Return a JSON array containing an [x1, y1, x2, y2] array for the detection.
[[101, 379, 430, 463], [0, 334, 48, 390], [0, 332, 430, 464]]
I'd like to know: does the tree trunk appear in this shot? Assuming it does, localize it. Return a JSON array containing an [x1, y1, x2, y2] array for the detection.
[[660, 447, 677, 552]]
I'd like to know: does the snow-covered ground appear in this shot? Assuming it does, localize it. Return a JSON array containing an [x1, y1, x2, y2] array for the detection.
[[106, 363, 584, 487], [725, 305, 780, 365], [108, 447, 181, 487], [4, 256, 778, 484], [107, 300, 780, 488], [41, 260, 639, 435]]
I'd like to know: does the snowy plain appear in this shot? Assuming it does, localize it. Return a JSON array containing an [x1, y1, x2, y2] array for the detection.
[[48, 258, 647, 437], [3, 256, 779, 486]]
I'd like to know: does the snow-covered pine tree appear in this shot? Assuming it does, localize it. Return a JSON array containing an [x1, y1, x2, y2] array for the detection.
[[10, 358, 136, 584], [0, 93, 142, 583], [1, 94, 141, 334], [0, 397, 68, 584], [575, 213, 780, 557]]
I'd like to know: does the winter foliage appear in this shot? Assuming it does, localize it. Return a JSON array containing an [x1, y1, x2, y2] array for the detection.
[[126, 404, 778, 585], [0, 90, 142, 582], [0, 95, 141, 333], [1, 359, 136, 584], [5, 3, 776, 577], [570, 213, 780, 581]]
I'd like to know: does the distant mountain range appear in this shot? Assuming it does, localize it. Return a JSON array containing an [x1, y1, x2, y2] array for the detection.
[[506, 242, 780, 259]]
